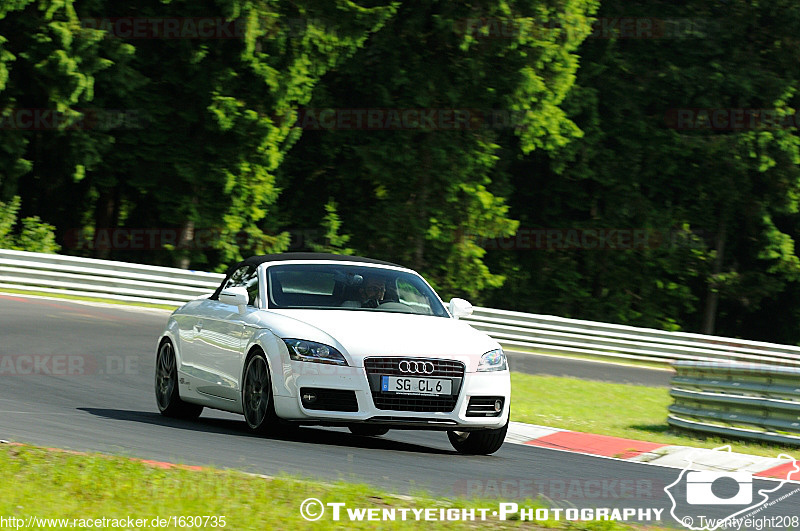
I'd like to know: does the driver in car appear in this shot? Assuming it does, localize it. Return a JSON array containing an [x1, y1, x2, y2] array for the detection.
[[342, 275, 386, 308], [358, 276, 386, 308]]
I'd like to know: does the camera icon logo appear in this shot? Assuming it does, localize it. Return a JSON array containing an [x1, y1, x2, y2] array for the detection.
[[665, 445, 798, 530], [685, 471, 752, 505]]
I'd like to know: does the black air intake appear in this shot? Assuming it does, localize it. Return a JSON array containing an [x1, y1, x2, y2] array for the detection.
[[300, 388, 359, 412], [466, 396, 504, 417]]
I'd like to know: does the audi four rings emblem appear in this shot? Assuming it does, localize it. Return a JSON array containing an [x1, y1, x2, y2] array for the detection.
[[399, 360, 435, 374]]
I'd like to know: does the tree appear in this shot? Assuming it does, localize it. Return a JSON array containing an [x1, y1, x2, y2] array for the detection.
[[0, 0, 396, 269], [0, 0, 109, 231], [281, 0, 598, 300], [0, 196, 60, 253], [73, 0, 397, 270], [309, 199, 354, 255], [486, 0, 800, 341]]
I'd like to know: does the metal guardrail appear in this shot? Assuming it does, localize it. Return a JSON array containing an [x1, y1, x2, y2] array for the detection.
[[667, 361, 800, 446], [0, 248, 223, 306], [2, 248, 800, 369], [462, 307, 800, 368]]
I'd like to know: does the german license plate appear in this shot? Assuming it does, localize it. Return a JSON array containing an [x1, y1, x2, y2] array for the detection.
[[381, 376, 452, 395]]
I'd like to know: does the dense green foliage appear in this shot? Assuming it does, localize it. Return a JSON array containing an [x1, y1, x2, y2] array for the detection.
[[482, 0, 800, 342], [0, 196, 60, 253], [2, 0, 800, 342]]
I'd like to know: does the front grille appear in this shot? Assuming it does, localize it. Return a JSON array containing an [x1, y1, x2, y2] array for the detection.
[[300, 387, 359, 412], [364, 357, 465, 412], [466, 396, 504, 417], [364, 357, 465, 377]]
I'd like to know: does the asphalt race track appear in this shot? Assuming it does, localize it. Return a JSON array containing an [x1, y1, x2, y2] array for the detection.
[[505, 351, 673, 387], [1, 294, 796, 527]]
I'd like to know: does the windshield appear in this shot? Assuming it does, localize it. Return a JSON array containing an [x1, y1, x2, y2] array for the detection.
[[266, 263, 448, 317]]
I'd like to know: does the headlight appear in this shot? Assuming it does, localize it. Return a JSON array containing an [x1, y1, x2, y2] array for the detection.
[[283, 339, 348, 366], [478, 348, 507, 372]]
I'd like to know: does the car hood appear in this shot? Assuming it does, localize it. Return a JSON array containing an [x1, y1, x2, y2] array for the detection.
[[259, 309, 499, 370]]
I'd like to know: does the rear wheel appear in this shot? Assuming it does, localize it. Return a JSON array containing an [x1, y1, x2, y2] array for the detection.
[[242, 350, 281, 434], [447, 421, 508, 455], [348, 425, 390, 437], [155, 340, 203, 419]]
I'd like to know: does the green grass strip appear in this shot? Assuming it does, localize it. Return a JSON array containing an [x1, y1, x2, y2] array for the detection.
[[511, 372, 799, 458], [0, 444, 666, 530]]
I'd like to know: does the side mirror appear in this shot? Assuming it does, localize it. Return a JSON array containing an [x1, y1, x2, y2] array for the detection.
[[219, 286, 248, 314], [448, 297, 473, 319]]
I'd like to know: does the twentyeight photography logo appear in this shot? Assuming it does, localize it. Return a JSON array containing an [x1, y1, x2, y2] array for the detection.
[[664, 446, 799, 530]]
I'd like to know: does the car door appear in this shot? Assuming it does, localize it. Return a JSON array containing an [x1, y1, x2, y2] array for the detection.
[[173, 304, 204, 379], [192, 265, 259, 402]]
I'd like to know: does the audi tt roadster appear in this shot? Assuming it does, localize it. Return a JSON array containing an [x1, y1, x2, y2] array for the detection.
[[155, 253, 510, 454]]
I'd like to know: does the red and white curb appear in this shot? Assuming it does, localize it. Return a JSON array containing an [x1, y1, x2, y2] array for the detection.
[[506, 421, 799, 481]]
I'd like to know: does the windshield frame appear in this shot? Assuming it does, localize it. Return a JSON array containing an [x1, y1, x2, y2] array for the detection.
[[263, 261, 449, 318]]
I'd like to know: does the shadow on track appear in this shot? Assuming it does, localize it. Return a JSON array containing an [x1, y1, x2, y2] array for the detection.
[[78, 407, 454, 455]]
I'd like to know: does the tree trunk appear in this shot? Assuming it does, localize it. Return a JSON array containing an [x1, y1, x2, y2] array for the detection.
[[701, 220, 727, 335], [94, 187, 116, 260], [412, 140, 431, 271], [175, 218, 195, 269]]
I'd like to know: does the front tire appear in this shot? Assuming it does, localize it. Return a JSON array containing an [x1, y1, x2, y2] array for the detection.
[[155, 340, 203, 419], [447, 421, 508, 455], [348, 425, 390, 437], [242, 350, 281, 434]]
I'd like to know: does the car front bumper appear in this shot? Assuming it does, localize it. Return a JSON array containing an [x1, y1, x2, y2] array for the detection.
[[272, 361, 510, 430]]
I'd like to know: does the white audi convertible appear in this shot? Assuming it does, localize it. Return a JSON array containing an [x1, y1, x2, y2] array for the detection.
[[155, 253, 510, 454]]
